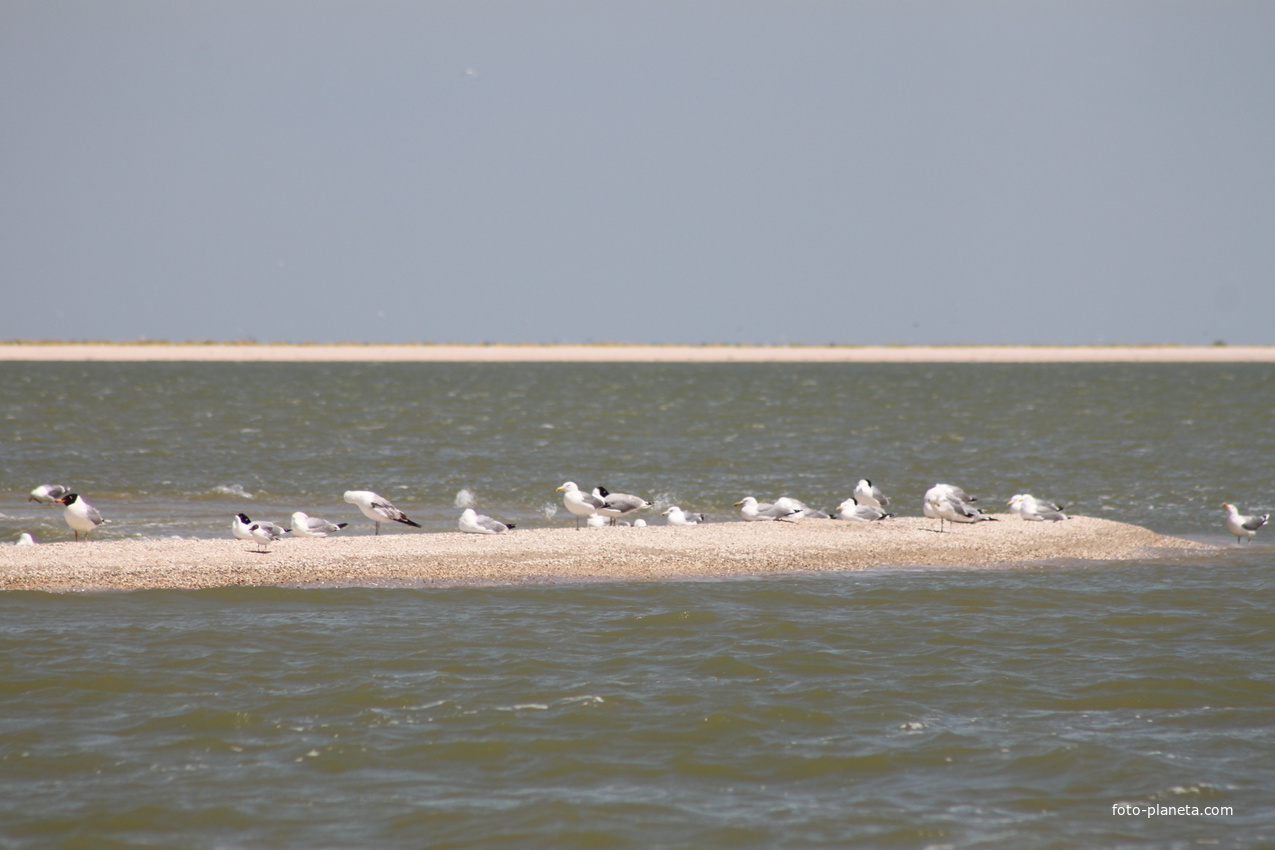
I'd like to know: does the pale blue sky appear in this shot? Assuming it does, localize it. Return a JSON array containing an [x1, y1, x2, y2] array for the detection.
[[2, 1, 1272, 344]]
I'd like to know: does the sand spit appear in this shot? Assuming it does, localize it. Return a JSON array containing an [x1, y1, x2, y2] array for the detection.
[[1, 516, 1216, 593], [0, 343, 1273, 363]]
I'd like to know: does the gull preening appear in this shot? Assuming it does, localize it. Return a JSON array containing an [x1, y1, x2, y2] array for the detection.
[[56, 493, 108, 541], [290, 511, 348, 538], [557, 481, 605, 529], [593, 486, 653, 526], [1008, 494, 1068, 522], [836, 497, 892, 522], [458, 508, 514, 534], [735, 496, 803, 522], [29, 484, 70, 505], [853, 479, 890, 510], [923, 484, 992, 532], [343, 490, 422, 535], [663, 506, 704, 526], [1223, 503, 1268, 543], [773, 497, 830, 519]]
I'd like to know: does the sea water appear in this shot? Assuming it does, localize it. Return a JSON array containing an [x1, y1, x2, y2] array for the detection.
[[1, 361, 1272, 847]]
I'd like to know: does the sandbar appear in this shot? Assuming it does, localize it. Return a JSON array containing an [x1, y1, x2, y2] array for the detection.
[[1, 516, 1216, 593], [0, 343, 1273, 363]]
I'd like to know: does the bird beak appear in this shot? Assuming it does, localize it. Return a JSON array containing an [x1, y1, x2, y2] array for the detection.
[[733, 500, 744, 506], [556, 485, 566, 492]]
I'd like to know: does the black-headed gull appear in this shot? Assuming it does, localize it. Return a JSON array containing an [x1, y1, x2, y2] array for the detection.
[[836, 497, 892, 522], [233, 513, 288, 543], [593, 486, 653, 526], [247, 522, 283, 552], [853, 479, 890, 509], [55, 493, 108, 541]]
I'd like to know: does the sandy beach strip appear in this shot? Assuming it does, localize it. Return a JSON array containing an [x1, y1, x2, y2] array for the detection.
[[1, 516, 1216, 593], [0, 343, 1273, 363]]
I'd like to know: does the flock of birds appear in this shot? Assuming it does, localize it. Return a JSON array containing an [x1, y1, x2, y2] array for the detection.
[[17, 480, 1271, 550]]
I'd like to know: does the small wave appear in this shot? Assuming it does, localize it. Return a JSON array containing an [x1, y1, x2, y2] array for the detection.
[[211, 485, 254, 500]]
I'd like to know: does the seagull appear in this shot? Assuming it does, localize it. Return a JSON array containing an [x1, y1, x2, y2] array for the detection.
[[29, 484, 70, 504], [15, 533, 35, 546], [773, 497, 830, 519], [593, 486, 653, 526], [458, 508, 514, 534], [585, 514, 610, 528], [233, 513, 288, 544], [55, 493, 108, 541], [290, 511, 348, 538], [1223, 503, 1268, 543], [734, 496, 803, 522], [853, 479, 890, 509], [836, 496, 892, 522], [663, 506, 704, 526], [247, 522, 282, 552], [923, 484, 991, 532], [557, 481, 606, 529], [1008, 494, 1068, 522], [343, 490, 422, 535]]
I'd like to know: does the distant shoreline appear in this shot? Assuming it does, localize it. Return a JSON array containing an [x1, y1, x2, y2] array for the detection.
[[1, 343, 1273, 363]]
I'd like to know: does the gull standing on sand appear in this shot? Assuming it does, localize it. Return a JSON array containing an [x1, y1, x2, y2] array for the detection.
[[1008, 494, 1068, 522], [663, 506, 704, 526], [233, 513, 288, 543], [735, 496, 803, 522], [56, 493, 107, 541], [1222, 503, 1268, 543], [290, 511, 348, 538], [29, 484, 69, 504], [593, 486, 654, 526], [853, 479, 890, 510], [836, 497, 892, 522], [557, 481, 605, 529], [458, 508, 514, 534], [247, 522, 283, 552], [344, 490, 422, 535], [923, 484, 990, 532]]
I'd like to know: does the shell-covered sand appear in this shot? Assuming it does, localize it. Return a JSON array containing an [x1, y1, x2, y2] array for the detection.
[[1, 516, 1216, 593]]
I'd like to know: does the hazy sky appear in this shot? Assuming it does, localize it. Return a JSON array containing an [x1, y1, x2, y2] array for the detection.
[[3, 1, 1272, 345]]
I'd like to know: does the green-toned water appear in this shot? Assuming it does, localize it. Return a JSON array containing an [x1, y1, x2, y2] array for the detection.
[[2, 362, 1272, 538], [1, 362, 1273, 847]]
